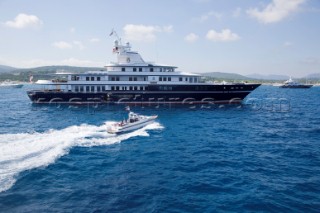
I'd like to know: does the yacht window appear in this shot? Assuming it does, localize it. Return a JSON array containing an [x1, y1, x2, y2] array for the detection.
[[97, 86, 101, 92], [116, 77, 120, 81], [163, 77, 167, 81], [111, 86, 114, 90], [159, 77, 162, 81], [80, 86, 84, 92], [122, 68, 125, 72], [111, 77, 115, 81], [168, 77, 171, 81], [91, 77, 95, 81], [122, 86, 126, 90], [75, 86, 79, 92], [189, 78, 193, 83], [134, 86, 137, 90], [134, 77, 137, 81], [129, 77, 132, 81], [102, 86, 106, 91], [116, 86, 119, 90], [139, 67, 142, 72], [194, 78, 197, 83], [86, 86, 90, 92], [150, 68, 154, 72], [140, 86, 143, 90], [97, 77, 101, 81], [129, 86, 133, 90], [86, 77, 89, 81], [133, 67, 137, 72], [185, 77, 188, 81], [179, 77, 182, 81], [144, 77, 147, 81], [91, 86, 95, 92]]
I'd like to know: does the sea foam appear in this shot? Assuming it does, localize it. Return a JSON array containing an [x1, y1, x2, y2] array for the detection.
[[0, 122, 163, 193]]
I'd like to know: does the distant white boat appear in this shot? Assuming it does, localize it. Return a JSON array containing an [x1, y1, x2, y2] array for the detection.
[[272, 83, 282, 87], [279, 77, 313, 88], [0, 80, 23, 88], [107, 111, 158, 134]]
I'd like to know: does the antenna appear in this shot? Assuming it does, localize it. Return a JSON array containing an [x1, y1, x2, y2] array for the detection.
[[109, 28, 121, 44]]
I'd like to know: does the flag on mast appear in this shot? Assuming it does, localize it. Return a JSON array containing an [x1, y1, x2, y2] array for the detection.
[[109, 29, 114, 36]]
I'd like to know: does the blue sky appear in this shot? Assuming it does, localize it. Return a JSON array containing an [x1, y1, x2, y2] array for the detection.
[[0, 0, 319, 77]]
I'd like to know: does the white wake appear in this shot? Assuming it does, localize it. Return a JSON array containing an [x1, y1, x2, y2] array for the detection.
[[0, 122, 163, 193]]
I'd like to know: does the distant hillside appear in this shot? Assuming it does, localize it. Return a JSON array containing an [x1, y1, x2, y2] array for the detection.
[[305, 73, 320, 80], [200, 72, 252, 80], [2, 64, 318, 82], [246, 73, 289, 80], [0, 65, 104, 82], [0, 65, 17, 73]]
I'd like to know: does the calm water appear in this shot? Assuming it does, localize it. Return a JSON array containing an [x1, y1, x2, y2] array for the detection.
[[0, 85, 319, 212]]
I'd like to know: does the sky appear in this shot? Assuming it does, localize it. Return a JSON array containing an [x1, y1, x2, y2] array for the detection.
[[0, 0, 320, 77]]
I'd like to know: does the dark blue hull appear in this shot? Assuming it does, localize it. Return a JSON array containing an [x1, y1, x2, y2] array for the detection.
[[280, 85, 313, 88], [27, 84, 261, 104]]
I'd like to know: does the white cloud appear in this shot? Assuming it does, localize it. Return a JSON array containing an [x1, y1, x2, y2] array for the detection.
[[206, 29, 240, 42], [192, 0, 211, 3], [163, 25, 174, 33], [194, 11, 223, 23], [192, 11, 223, 23], [73, 41, 85, 50], [52, 41, 85, 50], [89, 38, 100, 43], [0, 57, 103, 68], [233, 7, 242, 18], [52, 41, 73, 49], [247, 0, 305, 24], [70, 27, 76, 33], [4, 13, 43, 29], [61, 58, 103, 67], [184, 33, 199, 42], [302, 57, 320, 65], [123, 24, 173, 42], [283, 41, 293, 47]]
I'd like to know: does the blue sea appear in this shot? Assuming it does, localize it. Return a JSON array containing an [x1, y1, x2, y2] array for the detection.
[[0, 85, 319, 212]]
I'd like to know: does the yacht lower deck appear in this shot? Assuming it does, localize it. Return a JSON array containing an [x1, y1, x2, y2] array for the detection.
[[27, 84, 260, 104]]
